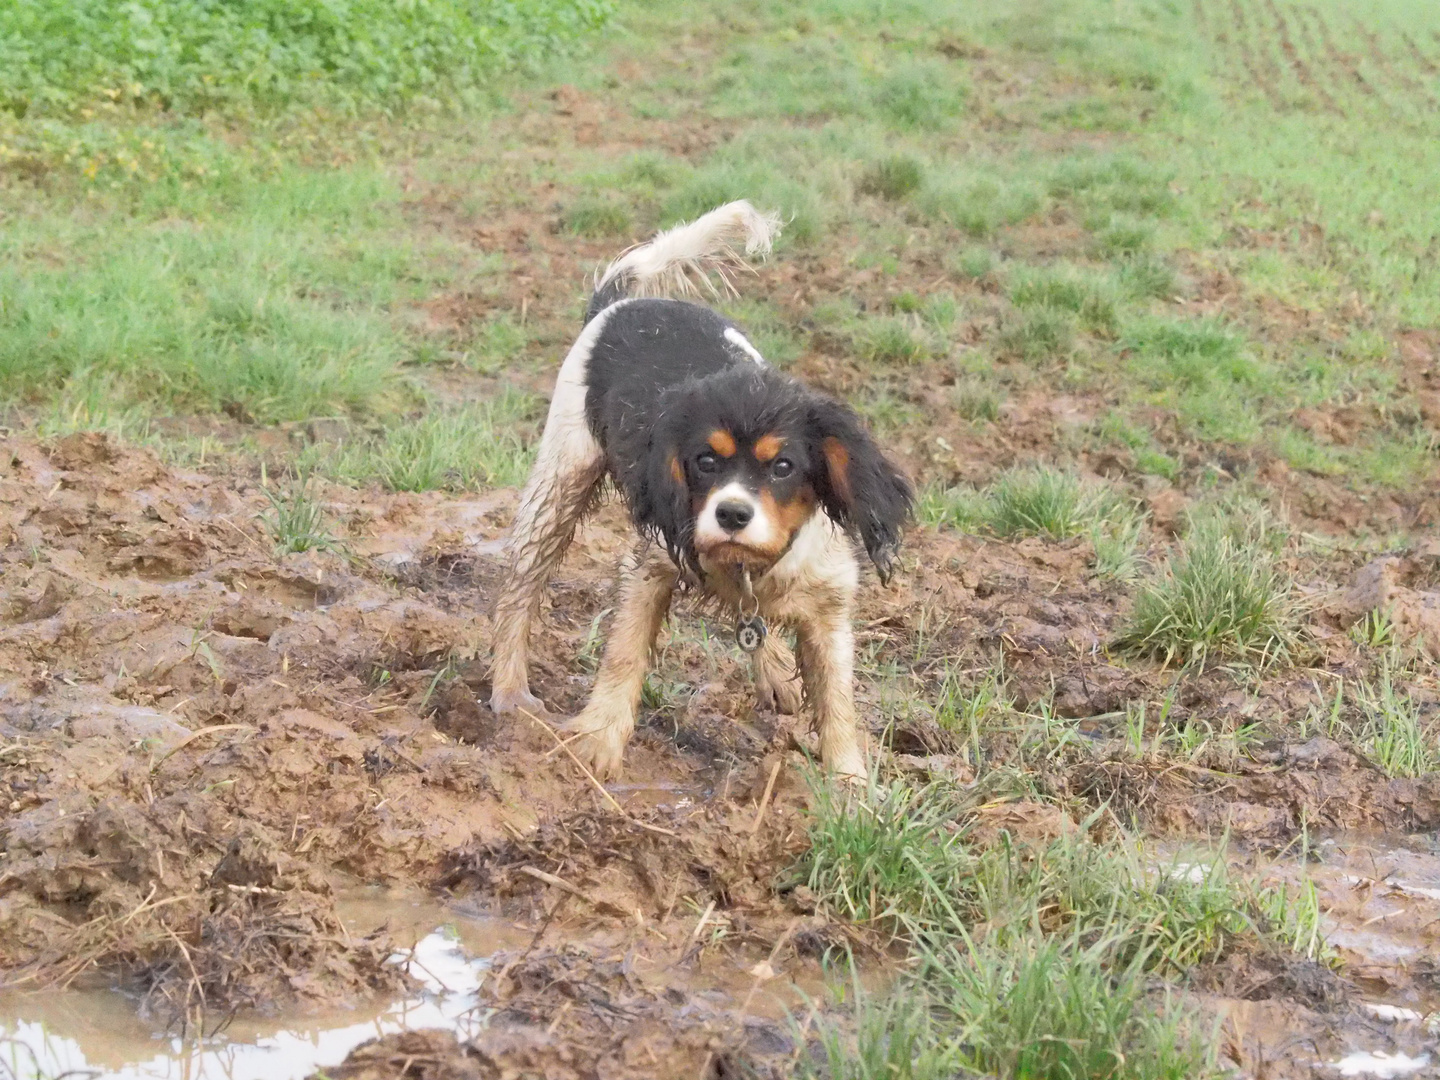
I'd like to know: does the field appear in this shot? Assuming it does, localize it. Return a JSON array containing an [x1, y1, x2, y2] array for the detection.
[[3, 0, 1440, 1077]]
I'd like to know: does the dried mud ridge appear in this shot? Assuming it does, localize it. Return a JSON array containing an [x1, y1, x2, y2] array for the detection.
[[1, 433, 1438, 1076]]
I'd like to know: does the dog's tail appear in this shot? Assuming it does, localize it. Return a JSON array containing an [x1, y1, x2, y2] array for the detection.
[[585, 200, 782, 323]]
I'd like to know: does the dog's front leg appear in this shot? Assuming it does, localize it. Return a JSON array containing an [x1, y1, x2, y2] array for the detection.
[[566, 547, 677, 779], [753, 633, 802, 715], [796, 592, 868, 781]]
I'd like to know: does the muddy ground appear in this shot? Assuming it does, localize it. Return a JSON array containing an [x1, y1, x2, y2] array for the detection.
[[5, 83, 1440, 1080], [1, 426, 1440, 1078]]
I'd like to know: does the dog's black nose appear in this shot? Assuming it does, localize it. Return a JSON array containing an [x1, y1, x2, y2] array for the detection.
[[715, 499, 754, 533]]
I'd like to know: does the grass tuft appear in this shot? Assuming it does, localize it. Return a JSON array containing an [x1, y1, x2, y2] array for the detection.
[[562, 196, 633, 238], [1252, 878, 1332, 964], [919, 173, 1040, 238], [1092, 214, 1155, 257], [923, 934, 1220, 1080], [949, 246, 995, 280], [921, 467, 1142, 578], [315, 392, 538, 493], [987, 467, 1105, 541], [1122, 317, 1256, 390], [1359, 667, 1438, 778], [1008, 265, 1119, 335], [799, 774, 970, 935], [1120, 515, 1296, 667], [872, 60, 967, 129], [857, 317, 930, 365], [1117, 255, 1180, 300], [997, 306, 1075, 362], [259, 469, 341, 555], [858, 154, 924, 201], [916, 483, 989, 532], [952, 378, 1003, 423]]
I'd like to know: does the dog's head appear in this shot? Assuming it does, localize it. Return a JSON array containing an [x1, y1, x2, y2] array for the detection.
[[624, 366, 913, 582]]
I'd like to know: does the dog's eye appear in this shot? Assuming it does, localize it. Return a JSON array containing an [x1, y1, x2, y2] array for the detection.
[[696, 453, 719, 474], [771, 458, 795, 479]]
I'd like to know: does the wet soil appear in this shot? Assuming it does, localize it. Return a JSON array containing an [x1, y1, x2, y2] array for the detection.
[[0, 432, 858, 1077], [2, 430, 1439, 1078], [5, 53, 1440, 1080]]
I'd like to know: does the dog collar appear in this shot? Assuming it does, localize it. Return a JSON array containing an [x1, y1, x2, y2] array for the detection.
[[732, 565, 767, 654]]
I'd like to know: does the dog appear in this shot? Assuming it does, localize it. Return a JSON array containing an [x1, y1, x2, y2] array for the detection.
[[488, 200, 913, 780]]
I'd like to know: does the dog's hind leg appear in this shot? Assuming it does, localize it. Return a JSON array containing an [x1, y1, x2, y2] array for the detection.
[[489, 326, 607, 716], [565, 544, 677, 778], [489, 431, 603, 716]]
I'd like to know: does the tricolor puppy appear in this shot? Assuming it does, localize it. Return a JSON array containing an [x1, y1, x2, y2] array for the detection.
[[488, 201, 913, 779]]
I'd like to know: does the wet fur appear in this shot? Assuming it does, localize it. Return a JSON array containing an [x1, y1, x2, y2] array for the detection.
[[488, 201, 913, 779]]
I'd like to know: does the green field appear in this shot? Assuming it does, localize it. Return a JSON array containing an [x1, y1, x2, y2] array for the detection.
[[3, 0, 1439, 1075], [4, 0, 1438, 499]]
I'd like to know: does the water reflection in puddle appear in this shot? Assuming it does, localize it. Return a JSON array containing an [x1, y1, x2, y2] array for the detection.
[[1329, 1050, 1431, 1078], [0, 897, 518, 1080]]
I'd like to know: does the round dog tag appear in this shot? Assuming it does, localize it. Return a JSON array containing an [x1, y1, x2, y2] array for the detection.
[[735, 615, 767, 653]]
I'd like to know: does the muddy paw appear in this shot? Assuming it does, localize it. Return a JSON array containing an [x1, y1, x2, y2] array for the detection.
[[755, 672, 803, 715], [489, 686, 546, 717], [825, 744, 869, 784], [563, 707, 633, 780], [753, 639, 801, 715]]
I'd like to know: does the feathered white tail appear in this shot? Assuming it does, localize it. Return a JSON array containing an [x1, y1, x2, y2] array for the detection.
[[593, 200, 782, 306]]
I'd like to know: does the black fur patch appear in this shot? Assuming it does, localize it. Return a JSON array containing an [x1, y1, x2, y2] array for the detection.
[[580, 298, 913, 579]]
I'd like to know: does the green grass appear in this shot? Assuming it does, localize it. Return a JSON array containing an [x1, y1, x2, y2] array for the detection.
[[919, 467, 1145, 579], [1358, 667, 1438, 778], [951, 378, 1003, 423], [802, 772, 1247, 967], [809, 937, 1219, 1080], [916, 483, 989, 533], [1008, 265, 1119, 336], [311, 392, 538, 493], [998, 306, 1076, 363], [949, 247, 995, 280], [562, 195, 633, 237], [858, 154, 924, 201], [856, 316, 930, 365], [919, 172, 1041, 238], [0, 168, 441, 424], [258, 468, 340, 555], [1116, 256, 1179, 301], [797, 769, 1247, 1078], [5, 0, 1437, 501], [986, 468, 1108, 541], [1119, 515, 1297, 668], [465, 312, 537, 375], [0, 0, 612, 117], [798, 774, 971, 935], [1252, 878, 1332, 965], [923, 935, 1219, 1080]]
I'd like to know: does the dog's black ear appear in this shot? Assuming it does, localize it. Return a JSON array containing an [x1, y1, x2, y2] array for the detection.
[[620, 425, 698, 575], [806, 395, 914, 584]]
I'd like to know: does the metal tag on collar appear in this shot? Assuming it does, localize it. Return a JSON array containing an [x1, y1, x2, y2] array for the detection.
[[734, 565, 767, 654]]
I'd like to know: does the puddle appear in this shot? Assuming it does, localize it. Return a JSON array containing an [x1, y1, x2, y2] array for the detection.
[[1260, 835, 1440, 1000], [0, 891, 530, 1080], [1327, 1050, 1431, 1078]]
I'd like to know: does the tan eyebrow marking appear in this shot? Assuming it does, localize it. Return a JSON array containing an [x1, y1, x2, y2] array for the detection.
[[754, 433, 783, 462], [707, 430, 737, 457], [670, 454, 684, 484]]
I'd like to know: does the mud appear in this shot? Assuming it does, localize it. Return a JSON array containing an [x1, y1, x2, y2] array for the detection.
[[1, 428, 1438, 1078], [1200, 834, 1440, 1079], [0, 432, 863, 1078]]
